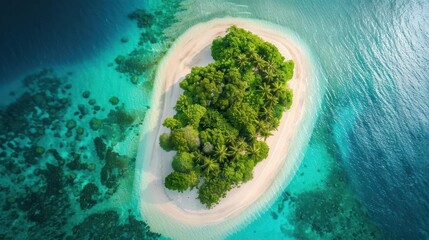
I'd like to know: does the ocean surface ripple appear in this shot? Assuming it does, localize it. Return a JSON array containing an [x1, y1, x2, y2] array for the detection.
[[0, 0, 428, 239]]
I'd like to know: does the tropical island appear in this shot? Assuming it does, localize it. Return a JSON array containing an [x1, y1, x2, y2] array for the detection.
[[138, 18, 314, 240], [159, 26, 294, 208]]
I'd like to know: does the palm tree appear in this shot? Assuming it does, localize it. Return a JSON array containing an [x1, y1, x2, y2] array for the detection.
[[261, 106, 274, 119], [194, 151, 205, 165], [214, 145, 229, 163], [272, 81, 283, 95], [228, 142, 242, 161], [236, 137, 247, 152], [236, 53, 247, 68], [202, 157, 219, 176], [258, 122, 273, 140], [266, 60, 278, 72], [224, 130, 237, 144], [248, 143, 261, 160], [269, 118, 280, 131], [265, 94, 279, 108], [228, 139, 247, 161], [253, 54, 266, 71], [247, 44, 257, 56], [258, 82, 272, 100], [262, 67, 276, 82]]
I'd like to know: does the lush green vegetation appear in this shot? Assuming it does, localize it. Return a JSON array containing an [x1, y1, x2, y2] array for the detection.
[[160, 26, 294, 208]]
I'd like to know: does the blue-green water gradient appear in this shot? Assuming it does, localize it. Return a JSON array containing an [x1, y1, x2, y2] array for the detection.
[[0, 0, 428, 239]]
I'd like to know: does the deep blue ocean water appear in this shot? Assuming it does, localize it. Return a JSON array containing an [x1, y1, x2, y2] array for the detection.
[[0, 0, 144, 83], [0, 0, 428, 239]]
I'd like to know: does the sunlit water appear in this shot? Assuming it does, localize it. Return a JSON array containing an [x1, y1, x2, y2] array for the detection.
[[0, 0, 428, 239]]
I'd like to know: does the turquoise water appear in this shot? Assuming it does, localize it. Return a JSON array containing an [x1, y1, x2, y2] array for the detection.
[[1, 0, 428, 239]]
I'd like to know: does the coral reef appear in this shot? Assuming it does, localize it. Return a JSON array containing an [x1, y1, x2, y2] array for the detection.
[[270, 110, 385, 239], [0, 1, 186, 238], [68, 211, 160, 240], [0, 69, 153, 239], [79, 183, 100, 210], [114, 2, 182, 85]]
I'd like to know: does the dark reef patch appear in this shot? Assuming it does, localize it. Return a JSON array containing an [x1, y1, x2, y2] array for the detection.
[[0, 1, 187, 239], [114, 2, 182, 87], [274, 107, 385, 239], [68, 210, 160, 240], [0, 68, 153, 239], [79, 183, 100, 210]]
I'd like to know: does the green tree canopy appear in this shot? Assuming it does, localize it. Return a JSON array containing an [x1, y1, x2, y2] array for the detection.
[[161, 25, 294, 208], [183, 104, 207, 128], [163, 117, 182, 130], [170, 126, 200, 152], [249, 140, 269, 163], [159, 133, 173, 151], [165, 171, 196, 192], [172, 152, 195, 173], [198, 179, 232, 208]]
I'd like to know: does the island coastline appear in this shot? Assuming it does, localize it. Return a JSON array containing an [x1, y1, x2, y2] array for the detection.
[[136, 17, 315, 239]]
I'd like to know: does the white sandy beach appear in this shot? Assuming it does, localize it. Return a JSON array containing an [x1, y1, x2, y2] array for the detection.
[[137, 18, 314, 239]]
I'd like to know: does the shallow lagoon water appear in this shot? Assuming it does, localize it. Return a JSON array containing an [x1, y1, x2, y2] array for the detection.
[[0, 0, 428, 239]]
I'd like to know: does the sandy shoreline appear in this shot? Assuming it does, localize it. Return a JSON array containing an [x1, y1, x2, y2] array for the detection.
[[137, 18, 313, 239]]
